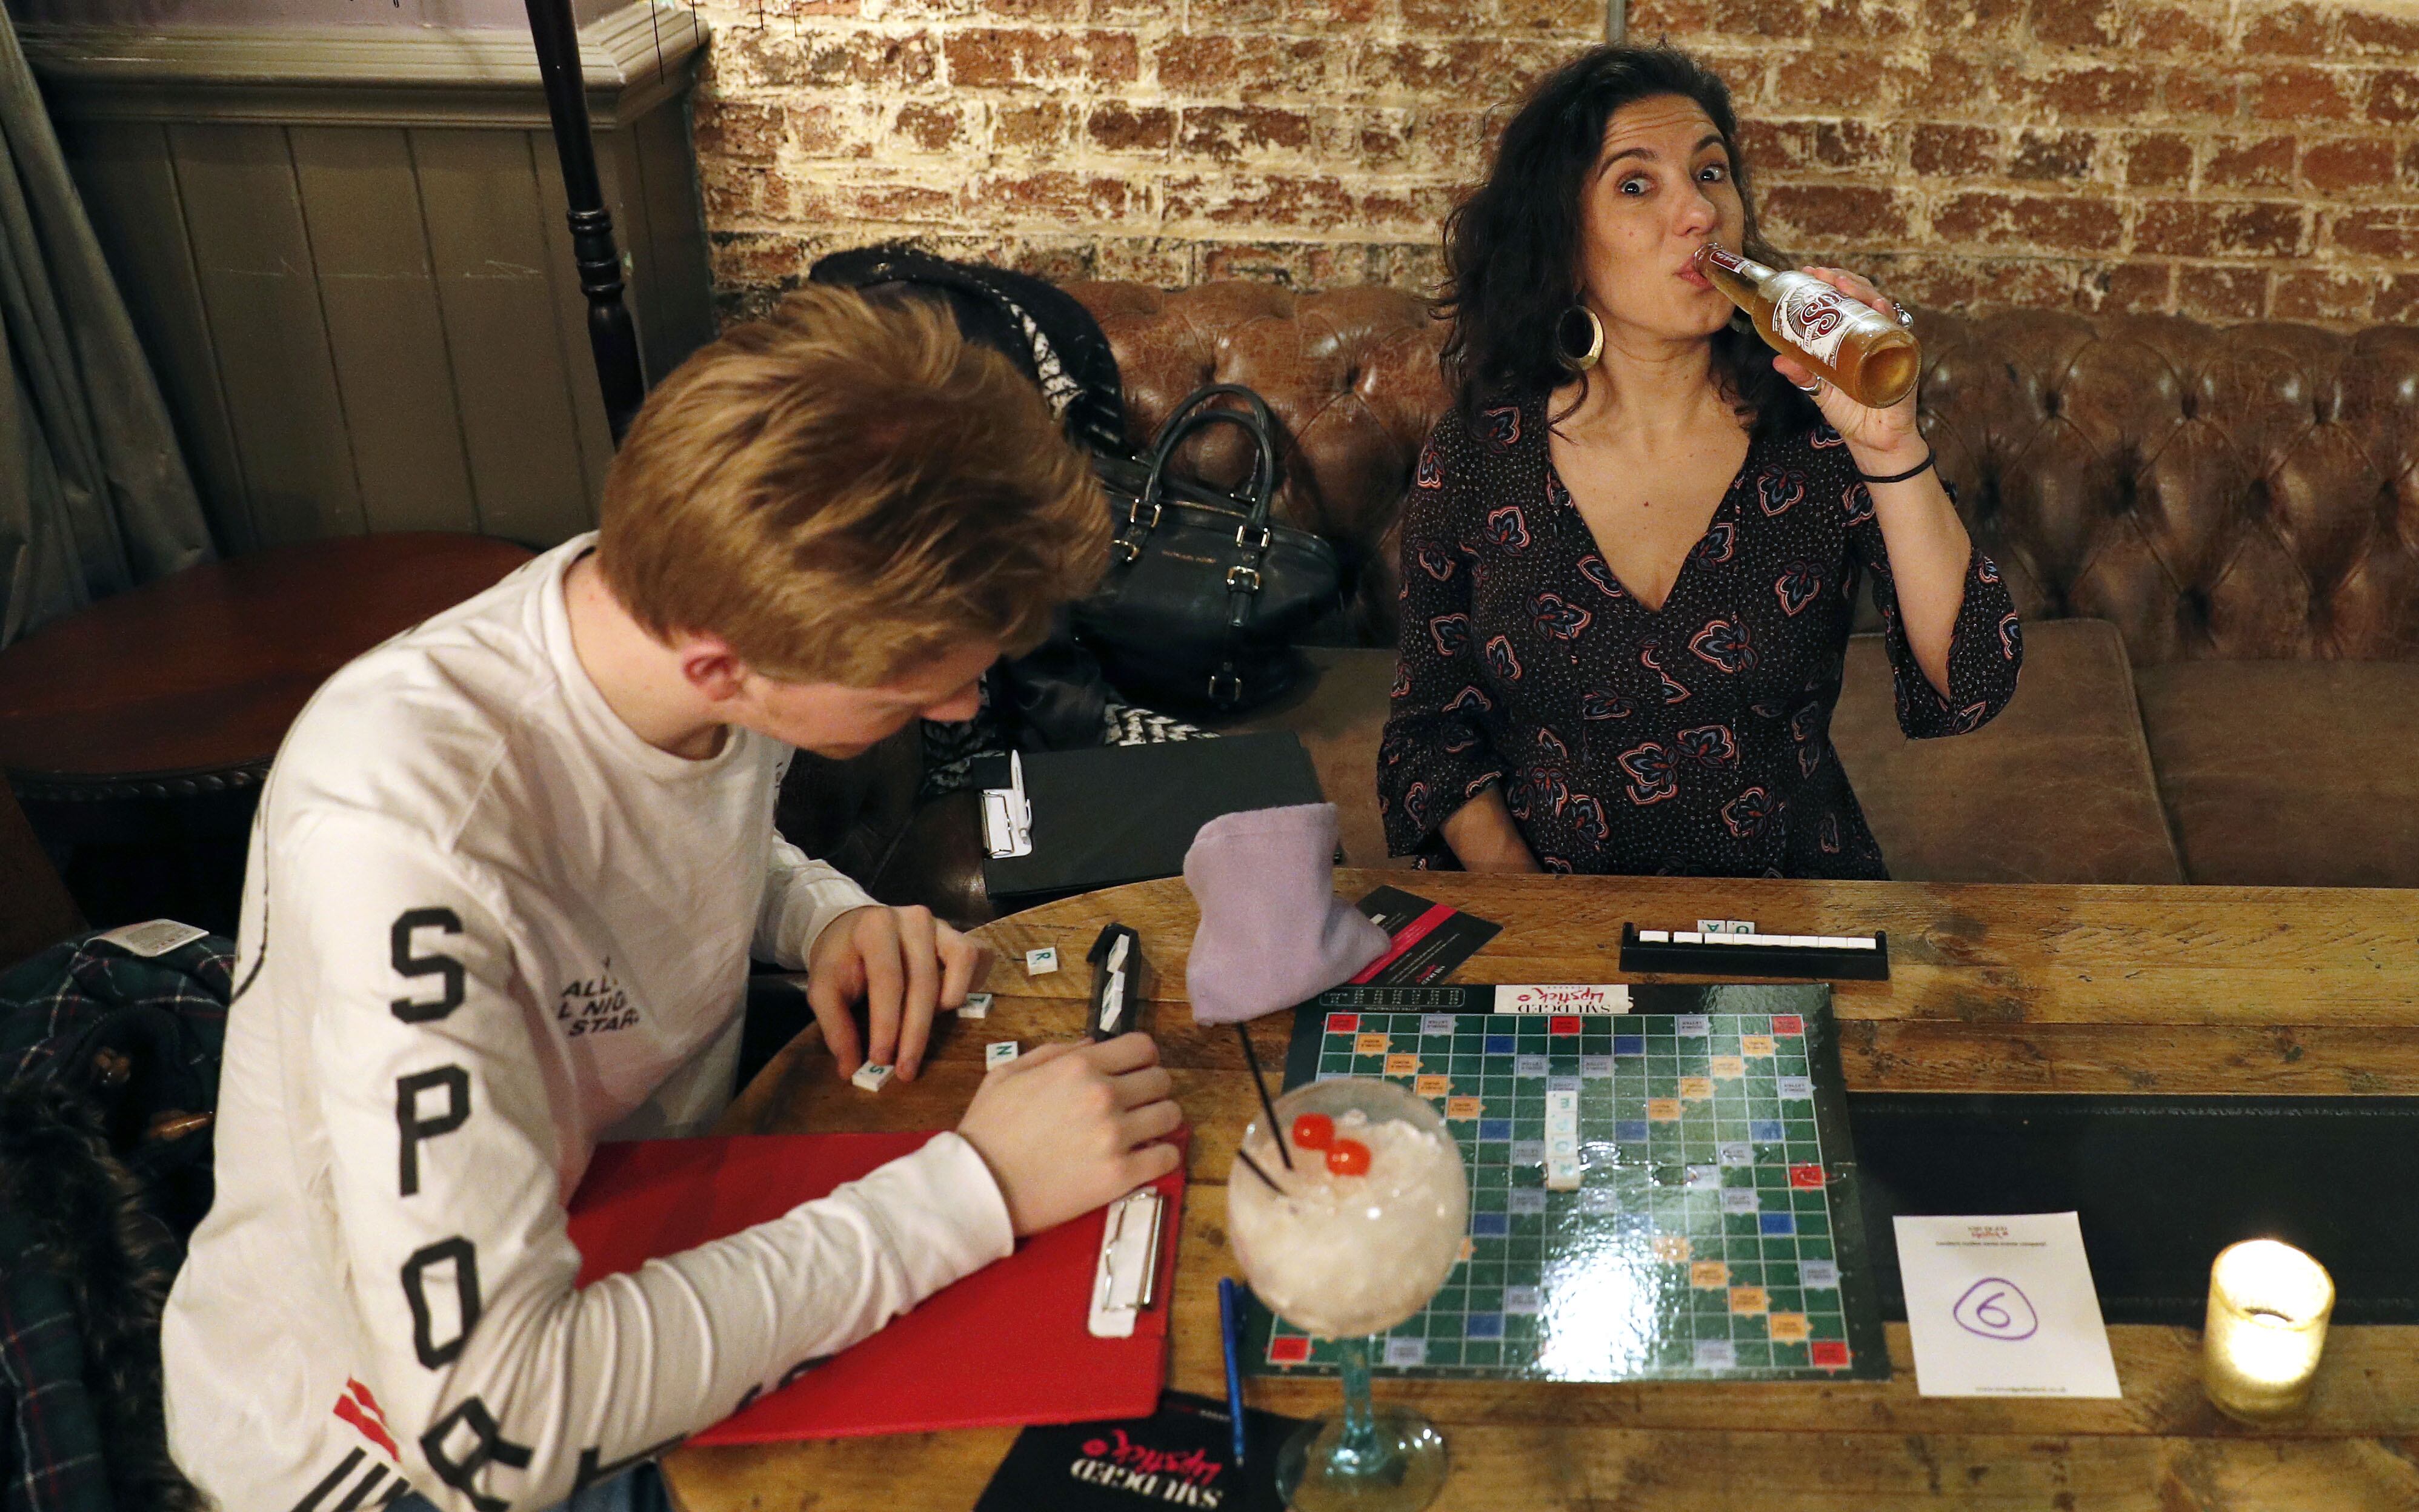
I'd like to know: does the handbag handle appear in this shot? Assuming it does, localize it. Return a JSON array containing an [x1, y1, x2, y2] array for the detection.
[[1138, 384, 1281, 529]]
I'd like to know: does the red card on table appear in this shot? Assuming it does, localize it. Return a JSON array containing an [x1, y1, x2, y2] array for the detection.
[[565, 1131, 1186, 1444]]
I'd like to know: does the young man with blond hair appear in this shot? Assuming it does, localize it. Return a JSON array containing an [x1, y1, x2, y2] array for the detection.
[[162, 288, 1182, 1512]]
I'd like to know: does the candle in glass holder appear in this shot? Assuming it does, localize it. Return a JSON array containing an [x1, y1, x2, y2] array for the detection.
[[2201, 1239, 2334, 1422]]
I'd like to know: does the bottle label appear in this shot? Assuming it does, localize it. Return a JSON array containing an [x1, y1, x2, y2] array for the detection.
[[1772, 282, 1852, 367]]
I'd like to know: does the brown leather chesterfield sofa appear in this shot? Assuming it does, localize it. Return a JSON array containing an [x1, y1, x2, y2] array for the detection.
[[782, 285, 2419, 923]]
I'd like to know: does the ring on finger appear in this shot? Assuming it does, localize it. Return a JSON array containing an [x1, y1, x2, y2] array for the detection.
[[1891, 300, 1914, 330], [1794, 378, 1823, 394]]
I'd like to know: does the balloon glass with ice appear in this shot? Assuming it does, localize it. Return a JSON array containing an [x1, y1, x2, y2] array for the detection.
[[1228, 1077, 1468, 1511]]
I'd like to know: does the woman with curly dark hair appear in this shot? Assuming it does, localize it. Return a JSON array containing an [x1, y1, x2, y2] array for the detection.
[[1377, 42, 2023, 878]]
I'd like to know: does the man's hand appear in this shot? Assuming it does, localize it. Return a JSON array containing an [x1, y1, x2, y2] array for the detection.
[[805, 904, 988, 1082], [956, 1033, 1184, 1236]]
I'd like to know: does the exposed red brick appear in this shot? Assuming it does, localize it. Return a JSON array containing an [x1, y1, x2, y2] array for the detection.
[[2300, 137, 2400, 193], [2028, 2, 2124, 48], [2329, 208, 2419, 258], [1186, 0, 1289, 25], [2340, 11, 2419, 58], [1708, 0, 1811, 37], [2008, 130, 2098, 182], [2369, 68, 2419, 125], [971, 171, 1139, 222], [1808, 0, 1913, 41], [1626, 0, 1715, 34], [994, 101, 1071, 151], [2161, 65, 2240, 122], [1163, 174, 1359, 232], [1760, 183, 1911, 240], [1360, 41, 1566, 99], [1154, 35, 1337, 97], [2204, 135, 2296, 190], [2240, 2, 2337, 58], [1881, 54, 1988, 113], [730, 28, 939, 90], [1178, 105, 1317, 161], [2134, 199, 2309, 257], [893, 101, 967, 154], [945, 29, 1137, 89], [1771, 49, 1875, 110], [2377, 274, 2419, 325], [2250, 64, 2356, 122], [1737, 119, 1815, 174], [1813, 120, 1897, 171], [2128, 4, 2224, 53], [2009, 64, 2160, 123], [1921, 0, 2021, 40], [804, 179, 958, 224], [692, 99, 785, 164], [2092, 260, 2174, 313], [791, 104, 874, 159], [1498, 0, 1611, 30], [971, 0, 1086, 18], [2121, 131, 2194, 188], [2269, 269, 2375, 322], [1910, 123, 2000, 177], [2174, 265, 2267, 320], [1086, 102, 1174, 153], [1932, 191, 2124, 252]]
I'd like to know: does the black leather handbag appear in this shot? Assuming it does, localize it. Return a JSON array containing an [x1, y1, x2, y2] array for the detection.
[[1076, 385, 1343, 711]]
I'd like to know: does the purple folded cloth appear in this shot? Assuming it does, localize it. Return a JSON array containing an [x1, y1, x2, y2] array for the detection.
[[1184, 803, 1391, 1025]]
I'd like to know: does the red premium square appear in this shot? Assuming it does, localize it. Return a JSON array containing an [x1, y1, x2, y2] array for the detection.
[[1771, 1014, 1803, 1035], [1268, 1336, 1313, 1364], [1789, 1164, 1825, 1189], [1809, 1341, 1851, 1369], [1549, 1015, 1582, 1036], [1325, 1013, 1359, 1033]]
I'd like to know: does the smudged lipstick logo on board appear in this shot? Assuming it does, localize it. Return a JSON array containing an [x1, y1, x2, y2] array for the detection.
[[1070, 1428, 1228, 1505]]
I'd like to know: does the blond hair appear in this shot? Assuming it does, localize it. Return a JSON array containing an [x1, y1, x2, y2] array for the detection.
[[596, 284, 1108, 685]]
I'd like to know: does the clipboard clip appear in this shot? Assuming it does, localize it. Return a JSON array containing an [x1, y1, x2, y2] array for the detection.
[[983, 751, 1033, 859], [1087, 1186, 1165, 1339]]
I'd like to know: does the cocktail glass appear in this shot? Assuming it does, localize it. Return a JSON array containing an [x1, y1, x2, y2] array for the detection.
[[1228, 1076, 1469, 1511]]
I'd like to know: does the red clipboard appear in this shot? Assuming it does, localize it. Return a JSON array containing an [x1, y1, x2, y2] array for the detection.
[[565, 1131, 1185, 1444]]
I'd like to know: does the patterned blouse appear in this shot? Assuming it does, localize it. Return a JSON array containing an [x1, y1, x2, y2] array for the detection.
[[1376, 390, 2023, 878]]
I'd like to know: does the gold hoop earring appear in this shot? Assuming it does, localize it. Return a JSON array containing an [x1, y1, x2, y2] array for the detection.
[[1557, 305, 1603, 372]]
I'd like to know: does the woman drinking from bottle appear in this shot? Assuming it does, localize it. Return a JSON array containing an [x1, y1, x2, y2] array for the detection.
[[1378, 42, 2021, 877]]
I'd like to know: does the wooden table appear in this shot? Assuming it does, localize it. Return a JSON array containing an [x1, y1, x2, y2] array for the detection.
[[669, 872, 2419, 1511]]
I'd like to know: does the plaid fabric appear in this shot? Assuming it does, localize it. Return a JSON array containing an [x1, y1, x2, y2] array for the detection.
[[0, 1210, 111, 1512], [0, 935, 231, 1092], [0, 933, 232, 1512]]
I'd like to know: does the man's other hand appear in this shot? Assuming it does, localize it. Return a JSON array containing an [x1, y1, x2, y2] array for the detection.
[[956, 1033, 1185, 1236], [805, 904, 988, 1082]]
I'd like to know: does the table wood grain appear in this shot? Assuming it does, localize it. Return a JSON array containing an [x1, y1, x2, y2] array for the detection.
[[665, 872, 2419, 1511]]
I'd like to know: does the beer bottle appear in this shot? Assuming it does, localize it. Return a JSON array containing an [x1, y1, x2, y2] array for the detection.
[[1694, 243, 1920, 410]]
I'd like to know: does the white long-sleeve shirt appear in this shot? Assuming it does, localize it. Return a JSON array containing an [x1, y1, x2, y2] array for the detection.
[[161, 537, 1013, 1512]]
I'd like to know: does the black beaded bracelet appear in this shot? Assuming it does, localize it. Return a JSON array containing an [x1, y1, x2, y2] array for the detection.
[[1858, 448, 1935, 486]]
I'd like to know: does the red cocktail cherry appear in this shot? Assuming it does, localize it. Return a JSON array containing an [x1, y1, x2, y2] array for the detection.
[[1291, 1112, 1334, 1151], [1325, 1138, 1371, 1177]]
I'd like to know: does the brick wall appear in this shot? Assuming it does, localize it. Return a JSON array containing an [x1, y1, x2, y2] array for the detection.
[[691, 0, 2419, 325]]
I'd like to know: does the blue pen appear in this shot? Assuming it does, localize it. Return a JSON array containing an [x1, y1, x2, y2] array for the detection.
[[1217, 1276, 1246, 1468]]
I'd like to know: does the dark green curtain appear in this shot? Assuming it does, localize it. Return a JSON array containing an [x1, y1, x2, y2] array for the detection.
[[0, 2, 208, 649]]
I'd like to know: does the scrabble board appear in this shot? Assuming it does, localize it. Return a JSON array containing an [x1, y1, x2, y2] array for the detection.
[[1245, 983, 1888, 1383]]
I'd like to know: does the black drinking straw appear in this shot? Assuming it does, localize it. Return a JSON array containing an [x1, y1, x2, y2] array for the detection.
[[1236, 1023, 1294, 1169], [1233, 1146, 1284, 1193]]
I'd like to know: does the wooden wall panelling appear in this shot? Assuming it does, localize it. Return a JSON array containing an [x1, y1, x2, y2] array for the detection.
[[530, 127, 619, 512], [56, 118, 254, 555], [628, 100, 714, 383], [289, 126, 482, 536], [412, 128, 597, 548], [168, 122, 363, 546]]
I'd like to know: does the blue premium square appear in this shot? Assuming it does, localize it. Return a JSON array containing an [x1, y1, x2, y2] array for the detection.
[[1614, 1119, 1650, 1141], [1484, 1035, 1517, 1055], [1471, 1212, 1511, 1238], [1614, 1035, 1646, 1055], [1750, 1119, 1786, 1141], [1479, 1118, 1515, 1142], [1465, 1313, 1506, 1339], [1759, 1212, 1796, 1236]]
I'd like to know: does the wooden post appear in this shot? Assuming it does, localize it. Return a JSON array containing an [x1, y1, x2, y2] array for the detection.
[[524, 0, 648, 445]]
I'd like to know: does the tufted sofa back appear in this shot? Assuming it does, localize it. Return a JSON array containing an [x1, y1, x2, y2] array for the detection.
[[1066, 282, 2419, 666]]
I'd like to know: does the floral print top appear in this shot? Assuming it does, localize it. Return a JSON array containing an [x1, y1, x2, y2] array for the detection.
[[1377, 390, 2023, 878]]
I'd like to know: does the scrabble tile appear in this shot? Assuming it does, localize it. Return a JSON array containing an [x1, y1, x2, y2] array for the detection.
[[851, 1063, 894, 1093]]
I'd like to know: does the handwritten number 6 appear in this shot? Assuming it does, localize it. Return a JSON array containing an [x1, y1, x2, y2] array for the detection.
[[1974, 1291, 2011, 1330], [391, 909, 466, 1023]]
